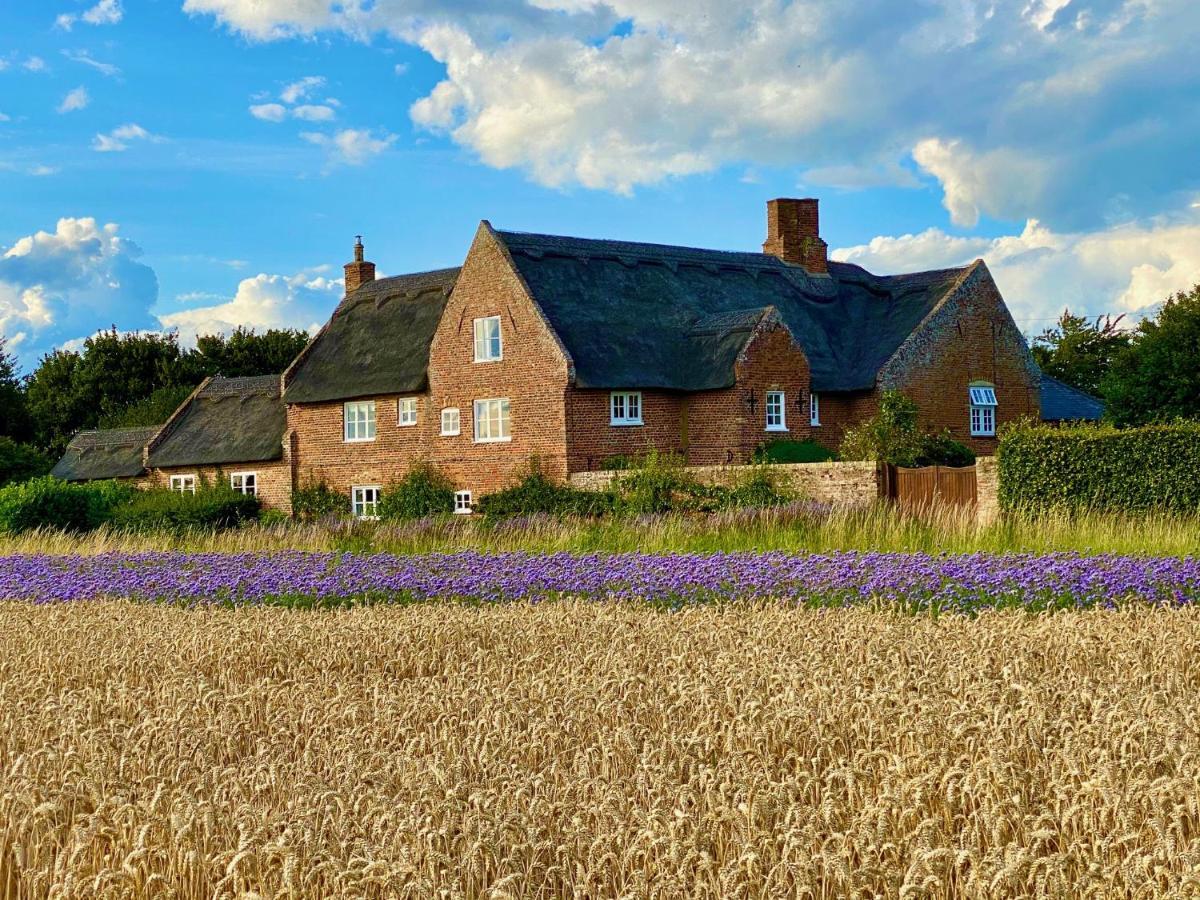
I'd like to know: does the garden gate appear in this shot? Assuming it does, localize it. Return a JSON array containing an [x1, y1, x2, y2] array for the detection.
[[880, 464, 978, 510]]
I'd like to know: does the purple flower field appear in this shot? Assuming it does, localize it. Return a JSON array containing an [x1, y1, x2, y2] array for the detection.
[[2, 551, 1199, 610]]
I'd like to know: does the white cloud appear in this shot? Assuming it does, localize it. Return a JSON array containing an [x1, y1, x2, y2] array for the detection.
[[28, 165, 60, 177], [0, 112, 10, 123], [23, 57, 47, 73], [158, 269, 339, 341], [249, 103, 287, 122], [57, 0, 123, 29], [292, 104, 336, 122], [832, 209, 1200, 330], [0, 218, 158, 365], [92, 123, 162, 152], [301, 128, 395, 166], [280, 75, 324, 105], [57, 86, 90, 114], [182, 0, 1200, 229], [62, 50, 121, 77]]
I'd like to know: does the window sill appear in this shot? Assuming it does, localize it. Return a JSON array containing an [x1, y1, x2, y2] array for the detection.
[[474, 437, 513, 444], [398, 422, 417, 428], [473, 357, 503, 364], [610, 420, 644, 427], [765, 426, 789, 433], [810, 422, 821, 428], [344, 437, 377, 444], [453, 508, 474, 515]]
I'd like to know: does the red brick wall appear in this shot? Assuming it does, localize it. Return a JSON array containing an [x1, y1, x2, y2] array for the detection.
[[809, 391, 877, 453], [287, 394, 429, 501], [565, 320, 812, 469], [146, 460, 292, 511], [879, 263, 1040, 456], [426, 223, 572, 497]]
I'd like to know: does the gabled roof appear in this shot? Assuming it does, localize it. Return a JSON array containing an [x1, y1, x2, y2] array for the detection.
[[51, 427, 158, 482], [1039, 374, 1105, 422], [147, 375, 285, 468], [496, 229, 967, 392], [283, 268, 459, 404]]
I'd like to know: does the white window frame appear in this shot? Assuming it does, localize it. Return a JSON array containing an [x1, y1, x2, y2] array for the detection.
[[454, 490, 473, 515], [230, 472, 257, 496], [473, 316, 503, 363], [610, 391, 643, 426], [441, 407, 461, 437], [351, 485, 382, 520], [809, 392, 821, 427], [344, 400, 377, 443], [169, 474, 196, 494], [765, 390, 787, 432], [969, 385, 998, 437], [473, 398, 512, 443], [398, 397, 418, 427]]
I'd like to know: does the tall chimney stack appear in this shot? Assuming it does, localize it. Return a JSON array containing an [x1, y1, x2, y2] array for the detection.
[[344, 235, 376, 294], [762, 198, 828, 274]]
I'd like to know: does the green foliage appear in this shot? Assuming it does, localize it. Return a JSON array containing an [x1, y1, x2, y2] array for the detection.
[[0, 336, 31, 442], [188, 327, 312, 380], [1031, 310, 1130, 396], [0, 477, 135, 533], [998, 420, 1200, 512], [613, 452, 697, 515], [841, 391, 975, 468], [754, 439, 837, 464], [379, 463, 455, 521], [108, 486, 261, 533], [292, 481, 348, 522], [1102, 285, 1200, 426], [477, 467, 614, 519], [0, 437, 52, 487], [720, 465, 794, 510], [24, 350, 89, 456], [98, 384, 195, 429]]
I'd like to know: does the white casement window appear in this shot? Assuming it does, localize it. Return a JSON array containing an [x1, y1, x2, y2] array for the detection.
[[809, 392, 821, 427], [398, 397, 418, 427], [765, 390, 787, 431], [344, 400, 377, 442], [169, 474, 196, 494], [610, 391, 643, 426], [473, 398, 512, 443], [473, 316, 503, 362], [230, 472, 257, 496], [969, 385, 998, 437], [441, 407, 461, 436], [351, 485, 381, 520], [454, 491, 473, 515]]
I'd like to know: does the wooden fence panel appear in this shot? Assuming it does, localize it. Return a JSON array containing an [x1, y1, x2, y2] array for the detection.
[[885, 464, 978, 510]]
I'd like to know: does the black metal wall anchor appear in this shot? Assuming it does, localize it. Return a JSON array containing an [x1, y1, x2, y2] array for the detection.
[[743, 388, 758, 414], [726, 449, 734, 464]]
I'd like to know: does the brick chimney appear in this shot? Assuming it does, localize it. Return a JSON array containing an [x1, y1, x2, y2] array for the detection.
[[762, 198, 828, 274], [344, 235, 376, 294]]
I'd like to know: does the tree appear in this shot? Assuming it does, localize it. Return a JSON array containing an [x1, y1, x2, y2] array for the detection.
[[98, 384, 196, 429], [188, 327, 311, 379], [0, 335, 32, 442], [24, 350, 88, 456], [840, 390, 975, 467], [1030, 309, 1131, 397], [0, 437, 52, 487], [1102, 285, 1200, 426]]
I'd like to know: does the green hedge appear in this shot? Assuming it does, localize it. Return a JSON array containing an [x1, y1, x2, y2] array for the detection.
[[379, 463, 455, 521], [108, 487, 261, 532], [998, 421, 1200, 512], [754, 439, 838, 464], [0, 477, 136, 533]]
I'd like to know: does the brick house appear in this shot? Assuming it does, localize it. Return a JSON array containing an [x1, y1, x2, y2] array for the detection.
[[54, 197, 1096, 516]]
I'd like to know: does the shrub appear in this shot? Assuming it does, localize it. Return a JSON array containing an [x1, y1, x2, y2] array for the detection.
[[842, 391, 976, 468], [108, 487, 260, 533], [0, 476, 135, 533], [613, 452, 701, 516], [998, 420, 1200, 512], [913, 432, 976, 468], [292, 481, 347, 522], [753, 439, 837, 464], [720, 465, 794, 510], [379, 463, 455, 521], [477, 468, 613, 519], [0, 437, 53, 487]]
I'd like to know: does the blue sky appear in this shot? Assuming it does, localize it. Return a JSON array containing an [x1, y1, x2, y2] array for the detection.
[[2, 0, 1199, 369]]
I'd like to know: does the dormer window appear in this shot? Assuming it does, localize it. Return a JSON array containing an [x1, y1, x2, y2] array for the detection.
[[473, 316, 502, 362], [969, 384, 998, 436]]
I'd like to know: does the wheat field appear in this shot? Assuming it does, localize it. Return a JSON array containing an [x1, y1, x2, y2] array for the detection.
[[3, 602, 1200, 898]]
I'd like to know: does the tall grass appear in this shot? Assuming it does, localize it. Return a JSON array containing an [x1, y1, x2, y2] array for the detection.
[[2, 501, 1198, 556], [3, 601, 1200, 896]]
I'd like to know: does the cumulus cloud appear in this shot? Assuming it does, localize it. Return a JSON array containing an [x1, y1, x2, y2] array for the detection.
[[249, 76, 339, 124], [0, 218, 158, 365], [57, 0, 124, 29], [292, 104, 336, 122], [249, 103, 287, 122], [181, 0, 1200, 227], [23, 57, 47, 73], [92, 123, 162, 152], [57, 86, 90, 114], [301, 128, 395, 166], [832, 210, 1200, 330], [158, 269, 339, 341], [280, 75, 324, 105]]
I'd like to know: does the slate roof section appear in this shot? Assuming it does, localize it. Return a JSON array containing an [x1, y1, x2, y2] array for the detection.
[[496, 230, 966, 392], [1039, 374, 1105, 422], [147, 375, 286, 468], [283, 268, 460, 404], [51, 427, 158, 482]]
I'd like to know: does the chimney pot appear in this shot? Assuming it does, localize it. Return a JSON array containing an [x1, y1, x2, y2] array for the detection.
[[762, 198, 828, 274], [344, 236, 376, 294]]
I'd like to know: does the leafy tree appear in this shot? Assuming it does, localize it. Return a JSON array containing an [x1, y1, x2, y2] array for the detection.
[[1102, 285, 1200, 426], [190, 327, 311, 378], [98, 384, 196, 429], [25, 350, 89, 456], [0, 437, 52, 487], [840, 390, 976, 467], [1030, 310, 1131, 396], [0, 336, 32, 442]]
